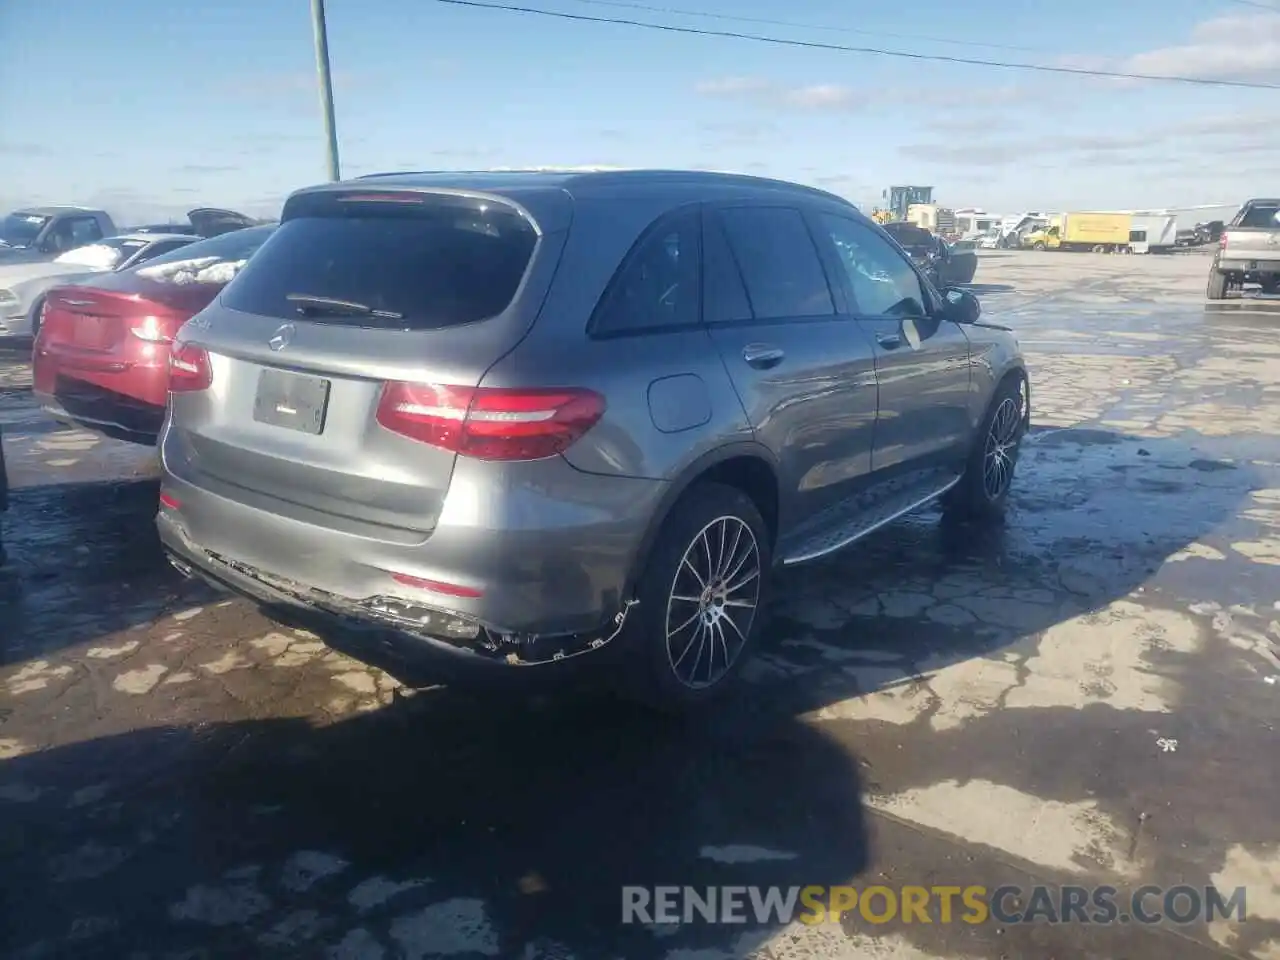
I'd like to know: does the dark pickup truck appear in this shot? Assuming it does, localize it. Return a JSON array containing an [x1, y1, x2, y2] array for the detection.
[[881, 222, 979, 288], [1207, 199, 1280, 299], [0, 206, 118, 265]]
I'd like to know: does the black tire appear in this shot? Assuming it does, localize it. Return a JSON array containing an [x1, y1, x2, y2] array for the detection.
[[28, 296, 46, 339], [1032, 241, 1046, 251], [1206, 270, 1228, 301], [621, 482, 771, 712], [943, 374, 1027, 523]]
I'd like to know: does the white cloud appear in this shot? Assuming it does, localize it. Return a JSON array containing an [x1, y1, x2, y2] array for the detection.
[[694, 76, 1032, 114], [1123, 13, 1280, 82], [693, 76, 773, 97], [696, 76, 867, 112], [898, 108, 1280, 171], [483, 165, 632, 172], [1057, 13, 1280, 85], [781, 84, 868, 111]]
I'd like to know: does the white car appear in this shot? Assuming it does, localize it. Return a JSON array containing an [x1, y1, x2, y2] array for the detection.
[[0, 232, 199, 338]]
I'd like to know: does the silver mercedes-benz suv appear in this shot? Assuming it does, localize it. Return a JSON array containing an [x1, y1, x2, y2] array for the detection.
[[157, 169, 1029, 710]]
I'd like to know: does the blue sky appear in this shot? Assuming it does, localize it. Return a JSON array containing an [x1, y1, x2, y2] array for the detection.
[[1, 0, 1277, 222]]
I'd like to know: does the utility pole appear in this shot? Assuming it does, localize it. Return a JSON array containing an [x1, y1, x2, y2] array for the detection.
[[310, 0, 341, 181]]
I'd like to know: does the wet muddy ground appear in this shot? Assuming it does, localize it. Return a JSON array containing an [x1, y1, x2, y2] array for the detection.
[[1, 250, 1278, 960]]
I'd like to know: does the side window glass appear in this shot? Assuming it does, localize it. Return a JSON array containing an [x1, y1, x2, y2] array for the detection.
[[703, 215, 752, 324], [592, 210, 700, 335], [69, 217, 102, 246], [718, 207, 834, 319], [820, 215, 927, 318], [134, 240, 191, 264]]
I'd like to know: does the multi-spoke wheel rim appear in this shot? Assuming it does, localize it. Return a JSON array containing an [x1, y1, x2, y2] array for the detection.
[[664, 516, 761, 690], [982, 389, 1024, 501]]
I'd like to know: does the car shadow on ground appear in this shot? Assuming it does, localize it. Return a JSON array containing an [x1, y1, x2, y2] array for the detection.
[[0, 693, 871, 958], [0, 477, 216, 666]]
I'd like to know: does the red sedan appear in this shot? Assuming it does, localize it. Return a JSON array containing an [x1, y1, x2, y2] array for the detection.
[[33, 225, 276, 445]]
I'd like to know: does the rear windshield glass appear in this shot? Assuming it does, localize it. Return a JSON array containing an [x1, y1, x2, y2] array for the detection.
[[1236, 204, 1280, 228], [133, 225, 276, 285], [221, 196, 538, 329]]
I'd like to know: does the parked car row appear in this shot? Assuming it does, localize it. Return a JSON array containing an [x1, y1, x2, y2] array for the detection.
[[0, 206, 263, 338], [29, 170, 1030, 710], [33, 225, 277, 442]]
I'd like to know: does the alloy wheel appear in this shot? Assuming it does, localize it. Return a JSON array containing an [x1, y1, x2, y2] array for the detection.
[[982, 388, 1024, 501], [664, 516, 761, 690]]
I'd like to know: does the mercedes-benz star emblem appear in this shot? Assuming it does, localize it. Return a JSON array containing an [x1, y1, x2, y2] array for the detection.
[[268, 323, 295, 351]]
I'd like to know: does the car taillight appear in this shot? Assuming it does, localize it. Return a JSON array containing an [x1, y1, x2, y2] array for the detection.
[[1219, 233, 1228, 251], [169, 343, 211, 392], [130, 316, 176, 343], [375, 382, 605, 461]]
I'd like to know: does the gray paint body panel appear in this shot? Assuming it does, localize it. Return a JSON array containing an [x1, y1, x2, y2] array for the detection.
[[647, 375, 712, 434], [158, 169, 1026, 650]]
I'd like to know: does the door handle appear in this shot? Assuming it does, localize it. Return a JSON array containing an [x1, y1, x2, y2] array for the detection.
[[742, 343, 785, 369], [876, 333, 903, 349]]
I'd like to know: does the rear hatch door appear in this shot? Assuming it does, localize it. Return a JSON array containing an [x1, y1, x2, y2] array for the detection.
[[166, 187, 563, 538], [1223, 202, 1280, 264]]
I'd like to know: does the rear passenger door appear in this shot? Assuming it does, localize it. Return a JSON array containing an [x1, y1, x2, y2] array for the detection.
[[816, 213, 972, 480], [703, 204, 880, 529]]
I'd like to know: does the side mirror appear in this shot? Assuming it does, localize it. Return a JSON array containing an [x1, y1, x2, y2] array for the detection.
[[941, 286, 980, 324]]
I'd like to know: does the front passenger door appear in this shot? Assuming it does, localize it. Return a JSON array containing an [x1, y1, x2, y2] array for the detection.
[[817, 213, 972, 479]]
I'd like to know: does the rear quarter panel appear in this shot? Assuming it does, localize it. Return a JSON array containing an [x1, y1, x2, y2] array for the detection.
[[484, 197, 754, 482]]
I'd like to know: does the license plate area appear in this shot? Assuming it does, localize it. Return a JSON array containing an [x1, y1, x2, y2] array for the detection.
[[73, 314, 113, 349], [253, 367, 331, 435]]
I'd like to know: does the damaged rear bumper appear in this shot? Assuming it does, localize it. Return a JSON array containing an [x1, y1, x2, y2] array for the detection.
[[157, 511, 637, 688]]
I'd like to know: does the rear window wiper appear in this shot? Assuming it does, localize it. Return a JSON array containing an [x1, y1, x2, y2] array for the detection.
[[285, 293, 405, 321]]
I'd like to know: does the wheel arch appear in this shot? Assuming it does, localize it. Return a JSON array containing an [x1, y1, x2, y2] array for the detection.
[[993, 361, 1031, 432], [623, 442, 781, 599]]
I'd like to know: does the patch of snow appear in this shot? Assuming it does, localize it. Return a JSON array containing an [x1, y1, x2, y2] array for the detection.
[[136, 255, 246, 285], [348, 876, 430, 912], [281, 851, 350, 892], [54, 243, 123, 269], [389, 899, 500, 957]]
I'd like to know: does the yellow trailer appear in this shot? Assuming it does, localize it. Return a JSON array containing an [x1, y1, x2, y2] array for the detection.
[[1023, 212, 1133, 252]]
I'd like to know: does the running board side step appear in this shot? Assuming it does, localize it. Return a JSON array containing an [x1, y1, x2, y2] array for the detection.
[[779, 475, 961, 566]]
